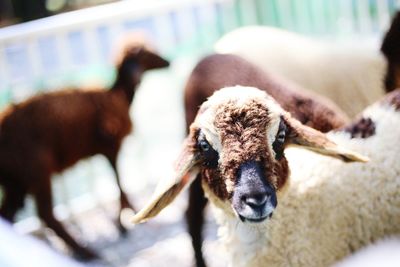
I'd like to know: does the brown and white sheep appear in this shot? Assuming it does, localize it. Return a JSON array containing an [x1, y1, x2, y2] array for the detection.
[[183, 53, 350, 267], [0, 41, 169, 259], [133, 86, 400, 267], [132, 85, 372, 266], [183, 12, 400, 266]]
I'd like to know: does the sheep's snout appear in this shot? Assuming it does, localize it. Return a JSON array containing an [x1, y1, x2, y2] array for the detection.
[[232, 161, 277, 223]]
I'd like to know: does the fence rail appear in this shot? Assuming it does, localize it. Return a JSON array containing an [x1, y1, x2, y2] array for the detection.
[[1, 0, 399, 102]]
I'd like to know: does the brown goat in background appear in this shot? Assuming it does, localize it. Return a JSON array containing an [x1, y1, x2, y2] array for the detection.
[[0, 41, 169, 259]]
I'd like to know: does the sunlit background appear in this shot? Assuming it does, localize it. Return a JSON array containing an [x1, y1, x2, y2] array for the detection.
[[0, 0, 399, 266]]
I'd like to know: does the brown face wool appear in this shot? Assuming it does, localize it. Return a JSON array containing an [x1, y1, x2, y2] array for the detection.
[[214, 100, 270, 182], [204, 98, 289, 198], [201, 168, 228, 200]]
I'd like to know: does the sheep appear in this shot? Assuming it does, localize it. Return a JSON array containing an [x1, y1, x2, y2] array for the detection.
[[214, 12, 400, 118], [0, 40, 169, 259], [183, 53, 350, 267], [133, 85, 400, 267]]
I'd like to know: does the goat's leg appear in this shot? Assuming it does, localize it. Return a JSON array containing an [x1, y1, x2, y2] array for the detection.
[[186, 176, 208, 267], [106, 154, 135, 234], [0, 185, 27, 222], [107, 154, 135, 211], [33, 177, 98, 260]]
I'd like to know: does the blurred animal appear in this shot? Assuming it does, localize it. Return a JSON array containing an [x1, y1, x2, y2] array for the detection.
[[215, 12, 400, 118], [0, 40, 169, 259], [134, 86, 400, 267], [183, 53, 349, 267]]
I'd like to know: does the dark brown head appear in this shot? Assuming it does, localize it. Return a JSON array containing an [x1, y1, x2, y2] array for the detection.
[[132, 86, 367, 224], [117, 45, 170, 72], [381, 11, 400, 92], [112, 42, 169, 103]]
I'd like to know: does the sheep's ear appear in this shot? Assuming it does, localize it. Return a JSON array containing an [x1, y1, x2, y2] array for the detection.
[[284, 115, 369, 162], [132, 136, 200, 224], [139, 49, 170, 70]]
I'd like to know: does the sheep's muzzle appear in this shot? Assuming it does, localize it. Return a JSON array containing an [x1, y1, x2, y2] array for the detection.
[[232, 160, 277, 223]]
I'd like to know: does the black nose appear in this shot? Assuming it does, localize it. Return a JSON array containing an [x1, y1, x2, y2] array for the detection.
[[242, 194, 268, 208], [232, 161, 277, 217]]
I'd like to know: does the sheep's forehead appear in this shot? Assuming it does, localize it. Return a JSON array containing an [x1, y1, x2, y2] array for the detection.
[[195, 86, 283, 151]]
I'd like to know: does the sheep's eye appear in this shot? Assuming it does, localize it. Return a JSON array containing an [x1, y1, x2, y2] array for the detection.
[[199, 139, 211, 152], [272, 119, 287, 160], [197, 132, 219, 168]]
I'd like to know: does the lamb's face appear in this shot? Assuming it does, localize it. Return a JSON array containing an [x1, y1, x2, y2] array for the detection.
[[132, 86, 368, 225], [192, 87, 289, 222]]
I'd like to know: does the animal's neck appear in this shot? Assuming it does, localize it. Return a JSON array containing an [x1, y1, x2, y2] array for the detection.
[[215, 210, 270, 267], [202, 180, 268, 266], [111, 62, 141, 105]]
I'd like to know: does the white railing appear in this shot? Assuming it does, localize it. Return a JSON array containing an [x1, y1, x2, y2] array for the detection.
[[0, 0, 230, 102]]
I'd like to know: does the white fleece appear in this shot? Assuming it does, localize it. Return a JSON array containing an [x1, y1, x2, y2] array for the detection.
[[206, 101, 400, 267], [333, 237, 400, 267], [215, 26, 387, 117]]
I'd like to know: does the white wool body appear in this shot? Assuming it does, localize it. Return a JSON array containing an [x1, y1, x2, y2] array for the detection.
[[215, 26, 387, 117], [205, 102, 400, 267], [333, 237, 400, 267]]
